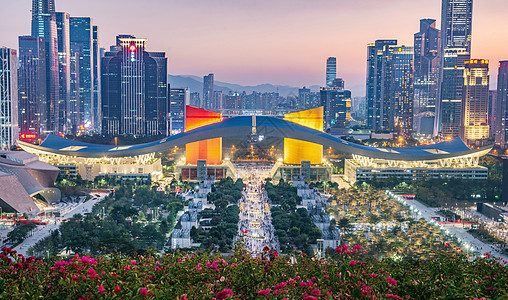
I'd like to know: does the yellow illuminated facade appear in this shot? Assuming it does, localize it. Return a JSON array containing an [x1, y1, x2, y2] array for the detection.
[[185, 106, 223, 165], [283, 107, 324, 165]]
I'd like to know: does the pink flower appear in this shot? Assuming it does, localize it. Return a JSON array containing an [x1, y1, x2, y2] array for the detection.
[[386, 277, 397, 285], [98, 285, 105, 294], [180, 295, 188, 300], [125, 265, 131, 271], [131, 260, 136, 265], [303, 296, 318, 300], [311, 289, 321, 295], [370, 273, 378, 278], [114, 285, 121, 294], [216, 288, 233, 299], [87, 267, 97, 278], [140, 288, 149, 296], [258, 289, 271, 296]]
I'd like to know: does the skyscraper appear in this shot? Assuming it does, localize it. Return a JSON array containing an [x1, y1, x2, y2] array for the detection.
[[495, 61, 508, 149], [92, 25, 101, 132], [18, 36, 47, 136], [320, 87, 351, 129], [413, 19, 440, 117], [31, 0, 60, 132], [203, 74, 214, 109], [169, 88, 190, 134], [391, 46, 414, 136], [69, 43, 81, 132], [0, 48, 19, 150], [436, 0, 473, 137], [326, 57, 337, 87], [101, 36, 168, 136], [70, 17, 94, 128], [460, 59, 489, 144], [56, 12, 71, 132], [366, 40, 397, 130]]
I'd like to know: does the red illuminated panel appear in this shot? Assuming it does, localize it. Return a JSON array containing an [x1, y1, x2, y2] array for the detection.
[[129, 45, 136, 52], [185, 106, 222, 131], [20, 133, 37, 139]]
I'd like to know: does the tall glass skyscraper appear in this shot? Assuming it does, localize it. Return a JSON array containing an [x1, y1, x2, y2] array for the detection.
[[413, 19, 440, 116], [169, 88, 190, 134], [31, 0, 60, 132], [56, 12, 71, 132], [18, 36, 47, 136], [326, 57, 337, 87], [203, 74, 214, 110], [436, 0, 473, 137], [460, 59, 489, 144], [392, 46, 414, 137], [101, 36, 168, 136], [70, 17, 94, 129], [495, 61, 508, 149], [0, 48, 19, 150], [92, 25, 101, 132]]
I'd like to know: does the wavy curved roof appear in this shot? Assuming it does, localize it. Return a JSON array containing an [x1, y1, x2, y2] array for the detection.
[[18, 116, 492, 161]]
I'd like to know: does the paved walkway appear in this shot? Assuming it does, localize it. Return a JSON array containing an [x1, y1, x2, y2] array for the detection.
[[387, 191, 508, 262]]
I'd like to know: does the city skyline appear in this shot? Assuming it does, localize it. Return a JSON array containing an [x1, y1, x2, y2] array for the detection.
[[1, 0, 507, 96]]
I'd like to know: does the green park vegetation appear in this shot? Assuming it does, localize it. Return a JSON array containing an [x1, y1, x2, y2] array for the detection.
[[266, 180, 322, 255], [327, 188, 463, 259], [28, 185, 184, 257], [4, 223, 36, 247], [190, 178, 243, 252]]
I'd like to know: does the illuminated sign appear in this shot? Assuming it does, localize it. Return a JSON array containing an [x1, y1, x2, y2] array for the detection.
[[129, 45, 136, 52], [20, 133, 37, 139]]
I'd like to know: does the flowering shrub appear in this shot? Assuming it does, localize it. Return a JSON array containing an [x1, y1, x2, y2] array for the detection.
[[0, 245, 506, 299]]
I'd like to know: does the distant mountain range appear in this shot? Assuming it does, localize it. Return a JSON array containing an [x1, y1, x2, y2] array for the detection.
[[167, 75, 321, 97]]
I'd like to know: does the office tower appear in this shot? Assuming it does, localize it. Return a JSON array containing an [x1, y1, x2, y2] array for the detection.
[[169, 88, 190, 134], [351, 96, 367, 121], [0, 48, 19, 150], [69, 43, 81, 131], [101, 36, 168, 136], [436, 0, 473, 137], [391, 46, 414, 136], [326, 57, 337, 87], [437, 48, 470, 138], [56, 12, 71, 132], [331, 78, 345, 90], [489, 90, 496, 138], [31, 0, 59, 132], [223, 93, 241, 110], [70, 17, 94, 128], [495, 61, 508, 149], [413, 19, 440, 116], [213, 90, 223, 110], [203, 74, 214, 109], [298, 87, 311, 109], [320, 87, 351, 129], [190, 92, 200, 107], [18, 36, 47, 136], [366, 40, 397, 130], [92, 25, 101, 132], [460, 59, 489, 144]]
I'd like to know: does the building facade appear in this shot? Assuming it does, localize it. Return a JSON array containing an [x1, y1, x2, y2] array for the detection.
[[460, 59, 489, 144], [326, 57, 337, 87], [92, 25, 101, 132], [495, 61, 508, 149], [413, 19, 440, 122], [320, 87, 351, 129], [31, 0, 60, 132], [169, 88, 190, 134], [391, 46, 414, 136], [101, 36, 168, 136], [56, 12, 71, 132], [0, 48, 19, 150], [70, 17, 94, 128], [18, 36, 47, 137], [203, 74, 214, 110]]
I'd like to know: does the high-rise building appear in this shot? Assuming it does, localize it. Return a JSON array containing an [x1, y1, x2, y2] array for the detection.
[[326, 57, 337, 87], [495, 61, 508, 149], [298, 87, 311, 109], [213, 90, 223, 111], [460, 59, 489, 144], [436, 0, 473, 137], [169, 88, 190, 135], [69, 43, 81, 131], [56, 12, 71, 132], [437, 48, 470, 138], [320, 87, 351, 129], [31, 0, 59, 132], [70, 17, 94, 128], [413, 19, 440, 116], [489, 90, 496, 138], [391, 46, 414, 136], [0, 48, 19, 150], [190, 92, 200, 107], [101, 36, 168, 136], [203, 74, 214, 109], [366, 40, 397, 130], [92, 25, 101, 132], [18, 36, 47, 136]]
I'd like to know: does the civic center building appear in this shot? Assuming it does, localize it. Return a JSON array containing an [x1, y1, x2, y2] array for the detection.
[[18, 106, 492, 184]]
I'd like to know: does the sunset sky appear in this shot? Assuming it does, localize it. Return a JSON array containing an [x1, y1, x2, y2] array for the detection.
[[1, 0, 507, 96]]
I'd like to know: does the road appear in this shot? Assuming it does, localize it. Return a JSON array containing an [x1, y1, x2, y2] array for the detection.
[[12, 193, 109, 257], [235, 163, 279, 256], [387, 191, 508, 262]]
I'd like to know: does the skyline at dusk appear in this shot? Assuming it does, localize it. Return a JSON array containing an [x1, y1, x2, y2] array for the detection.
[[1, 0, 508, 96]]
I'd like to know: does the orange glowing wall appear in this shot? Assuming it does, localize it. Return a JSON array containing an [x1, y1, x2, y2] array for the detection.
[[185, 106, 223, 165], [283, 107, 324, 165]]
